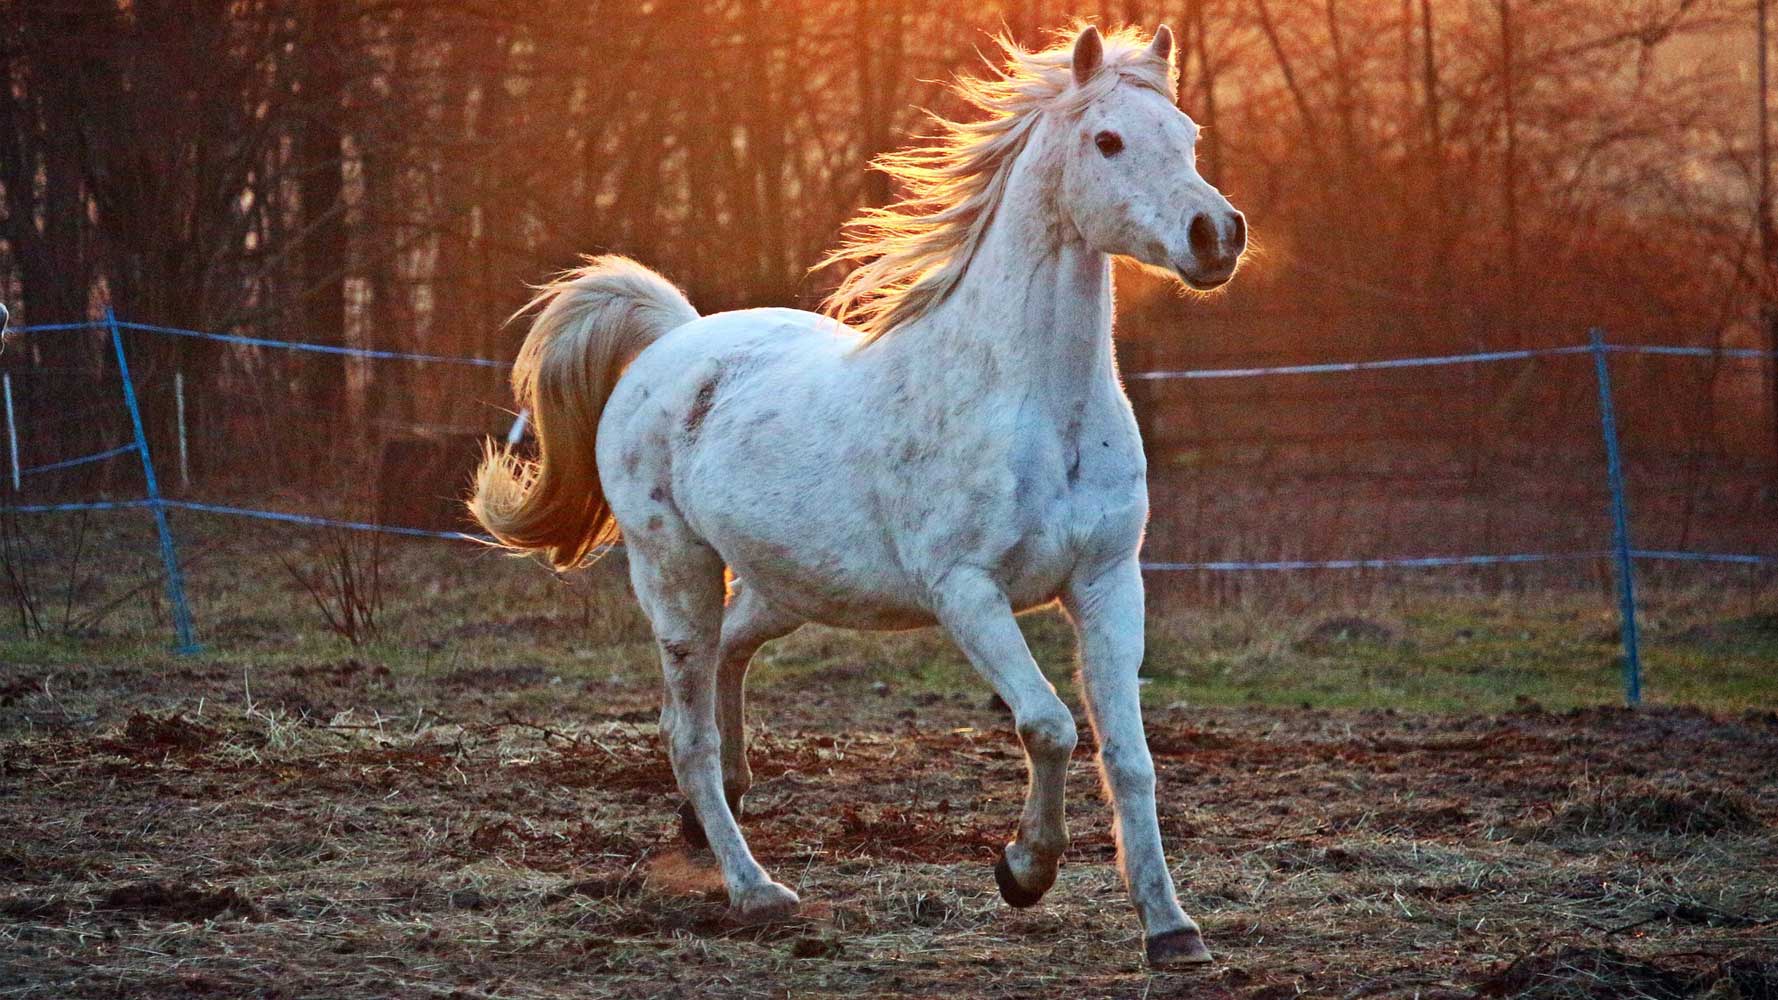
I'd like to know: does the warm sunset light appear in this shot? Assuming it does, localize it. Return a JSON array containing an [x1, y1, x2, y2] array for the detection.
[[3, 3, 1775, 998]]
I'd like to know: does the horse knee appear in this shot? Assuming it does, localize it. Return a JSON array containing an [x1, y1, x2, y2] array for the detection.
[[662, 716, 719, 774], [1099, 745, 1156, 796], [1017, 703, 1078, 761]]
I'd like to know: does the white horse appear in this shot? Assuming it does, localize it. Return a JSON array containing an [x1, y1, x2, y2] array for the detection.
[[471, 24, 1245, 967]]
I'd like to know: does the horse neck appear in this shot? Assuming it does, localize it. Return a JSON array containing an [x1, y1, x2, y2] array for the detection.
[[882, 127, 1116, 419]]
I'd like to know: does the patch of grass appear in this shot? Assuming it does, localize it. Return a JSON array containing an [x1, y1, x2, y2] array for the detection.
[[2, 515, 1776, 716], [1134, 597, 1778, 713]]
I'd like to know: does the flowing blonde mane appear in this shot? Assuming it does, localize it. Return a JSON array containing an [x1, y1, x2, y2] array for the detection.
[[819, 25, 1177, 344]]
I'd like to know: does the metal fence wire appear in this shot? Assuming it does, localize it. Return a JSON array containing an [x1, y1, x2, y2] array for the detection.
[[4, 310, 1777, 704]]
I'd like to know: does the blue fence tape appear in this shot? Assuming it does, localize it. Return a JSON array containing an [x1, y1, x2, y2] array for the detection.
[[1141, 551, 1605, 572], [1631, 549, 1778, 566], [1127, 345, 1597, 381], [7, 499, 155, 514], [19, 442, 137, 477], [3, 496, 480, 542], [115, 321, 513, 369], [1609, 344, 1778, 360], [8, 321, 102, 333], [159, 499, 493, 542]]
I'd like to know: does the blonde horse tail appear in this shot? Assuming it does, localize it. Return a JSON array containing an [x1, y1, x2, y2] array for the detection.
[[470, 256, 698, 570]]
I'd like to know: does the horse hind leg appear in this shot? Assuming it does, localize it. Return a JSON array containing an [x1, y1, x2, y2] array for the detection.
[[628, 542, 798, 921], [678, 581, 803, 849]]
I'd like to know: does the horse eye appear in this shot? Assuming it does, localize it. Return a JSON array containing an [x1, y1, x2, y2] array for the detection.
[[1094, 131, 1124, 157]]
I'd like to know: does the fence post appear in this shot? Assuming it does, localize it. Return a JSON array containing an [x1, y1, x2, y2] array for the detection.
[[108, 309, 199, 654], [175, 370, 190, 489], [1588, 328, 1641, 706], [3, 372, 17, 492]]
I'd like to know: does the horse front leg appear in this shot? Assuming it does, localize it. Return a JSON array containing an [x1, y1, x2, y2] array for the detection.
[[1064, 559, 1211, 967], [935, 571, 1077, 908]]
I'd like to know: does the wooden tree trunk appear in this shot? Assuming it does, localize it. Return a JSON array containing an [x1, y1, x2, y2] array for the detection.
[[299, 0, 350, 440]]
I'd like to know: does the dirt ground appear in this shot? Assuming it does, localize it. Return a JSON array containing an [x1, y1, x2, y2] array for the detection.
[[2, 652, 1775, 1000]]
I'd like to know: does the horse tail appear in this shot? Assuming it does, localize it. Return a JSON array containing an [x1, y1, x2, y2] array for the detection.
[[470, 256, 698, 570]]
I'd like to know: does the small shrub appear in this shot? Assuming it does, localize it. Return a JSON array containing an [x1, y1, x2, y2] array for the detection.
[[0, 504, 43, 637], [278, 526, 384, 645]]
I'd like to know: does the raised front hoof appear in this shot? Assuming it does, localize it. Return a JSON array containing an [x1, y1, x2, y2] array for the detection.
[[676, 800, 708, 849], [729, 881, 800, 924], [1145, 927, 1214, 968], [993, 853, 1049, 909]]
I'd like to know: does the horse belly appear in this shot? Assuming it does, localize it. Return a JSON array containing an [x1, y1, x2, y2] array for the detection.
[[723, 540, 936, 630]]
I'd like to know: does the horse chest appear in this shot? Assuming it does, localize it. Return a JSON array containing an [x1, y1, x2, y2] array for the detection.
[[987, 425, 1147, 609]]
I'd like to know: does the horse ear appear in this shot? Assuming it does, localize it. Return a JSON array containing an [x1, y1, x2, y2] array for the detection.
[[1072, 25, 1104, 87], [1149, 24, 1174, 64]]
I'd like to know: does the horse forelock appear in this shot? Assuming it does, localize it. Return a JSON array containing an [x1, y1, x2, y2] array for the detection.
[[818, 25, 1176, 345]]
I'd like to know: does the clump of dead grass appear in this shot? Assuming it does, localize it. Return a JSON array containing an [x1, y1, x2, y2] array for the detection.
[[1477, 946, 1692, 1000], [1295, 614, 1397, 652], [1479, 950, 1778, 1000], [1543, 779, 1762, 839], [98, 711, 228, 759], [99, 881, 261, 923]]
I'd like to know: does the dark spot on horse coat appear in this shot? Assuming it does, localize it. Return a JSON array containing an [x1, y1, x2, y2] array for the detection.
[[623, 449, 641, 475], [1065, 416, 1083, 485], [649, 485, 668, 503], [646, 515, 663, 531], [660, 639, 693, 663], [685, 371, 721, 437]]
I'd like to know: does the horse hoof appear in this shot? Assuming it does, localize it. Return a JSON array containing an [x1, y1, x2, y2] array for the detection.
[[1145, 927, 1213, 968], [676, 800, 708, 849], [993, 853, 1048, 909], [731, 881, 800, 924]]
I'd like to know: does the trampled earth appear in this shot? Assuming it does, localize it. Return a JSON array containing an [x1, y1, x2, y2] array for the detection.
[[2, 654, 1775, 999]]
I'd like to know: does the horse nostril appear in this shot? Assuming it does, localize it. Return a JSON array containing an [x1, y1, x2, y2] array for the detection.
[[1188, 213, 1217, 264], [1231, 212, 1247, 251]]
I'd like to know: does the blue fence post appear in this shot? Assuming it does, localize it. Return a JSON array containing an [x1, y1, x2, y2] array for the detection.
[[108, 309, 200, 654], [1588, 328, 1641, 706]]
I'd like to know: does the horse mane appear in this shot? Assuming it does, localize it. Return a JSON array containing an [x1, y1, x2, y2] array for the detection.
[[818, 25, 1177, 345]]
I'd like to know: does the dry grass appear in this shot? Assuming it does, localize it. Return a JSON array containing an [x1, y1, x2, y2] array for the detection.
[[2, 677, 1775, 998], [1543, 779, 1761, 840]]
